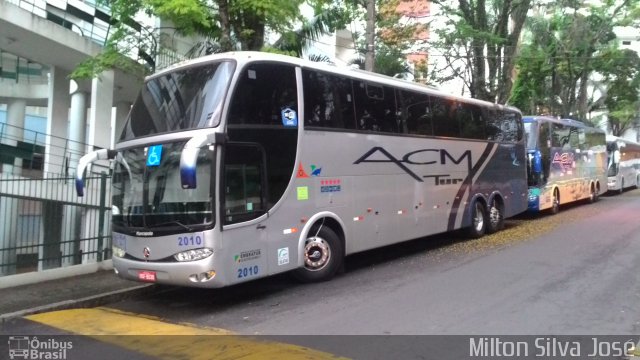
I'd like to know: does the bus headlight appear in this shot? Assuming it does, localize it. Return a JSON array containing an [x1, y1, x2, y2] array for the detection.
[[174, 248, 213, 262], [112, 245, 126, 258]]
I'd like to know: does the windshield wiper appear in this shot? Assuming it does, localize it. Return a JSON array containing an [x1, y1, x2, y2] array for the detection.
[[146, 221, 194, 232]]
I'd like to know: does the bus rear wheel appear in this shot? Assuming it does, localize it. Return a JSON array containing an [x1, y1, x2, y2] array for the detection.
[[550, 190, 560, 214], [486, 198, 504, 234], [588, 184, 598, 203], [293, 226, 343, 283], [467, 200, 486, 238]]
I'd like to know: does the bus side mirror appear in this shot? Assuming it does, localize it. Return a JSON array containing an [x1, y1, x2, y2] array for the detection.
[[180, 132, 224, 189], [75, 149, 116, 196]]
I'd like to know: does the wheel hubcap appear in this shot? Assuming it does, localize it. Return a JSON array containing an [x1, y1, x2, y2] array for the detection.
[[303, 237, 331, 271], [489, 204, 501, 226], [474, 203, 484, 232]]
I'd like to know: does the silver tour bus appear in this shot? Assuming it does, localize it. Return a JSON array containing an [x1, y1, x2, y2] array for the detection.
[[76, 52, 528, 288], [524, 116, 607, 213], [606, 135, 640, 193]]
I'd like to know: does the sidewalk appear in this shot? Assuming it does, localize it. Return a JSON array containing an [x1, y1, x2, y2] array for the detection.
[[0, 270, 155, 321]]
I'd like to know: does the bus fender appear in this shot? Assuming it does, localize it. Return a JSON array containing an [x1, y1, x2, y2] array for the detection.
[[296, 212, 346, 268]]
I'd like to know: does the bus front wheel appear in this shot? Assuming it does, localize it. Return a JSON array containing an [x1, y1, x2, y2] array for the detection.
[[467, 201, 486, 238], [293, 226, 343, 283]]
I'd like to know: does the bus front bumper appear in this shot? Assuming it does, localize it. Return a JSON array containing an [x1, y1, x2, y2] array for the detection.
[[112, 256, 228, 288]]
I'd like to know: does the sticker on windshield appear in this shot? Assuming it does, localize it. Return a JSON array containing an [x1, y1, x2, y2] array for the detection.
[[146, 145, 163, 167], [281, 108, 298, 127]]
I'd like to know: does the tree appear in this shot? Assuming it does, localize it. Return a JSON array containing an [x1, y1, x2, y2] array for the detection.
[[596, 48, 640, 136], [73, 0, 332, 78], [510, 0, 640, 120], [427, 0, 531, 102]]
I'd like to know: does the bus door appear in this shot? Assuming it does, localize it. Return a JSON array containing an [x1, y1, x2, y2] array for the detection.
[[221, 143, 270, 283]]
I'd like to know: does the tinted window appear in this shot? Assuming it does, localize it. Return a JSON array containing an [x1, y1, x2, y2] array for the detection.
[[353, 80, 399, 133], [302, 70, 356, 129], [121, 61, 235, 141], [228, 63, 298, 126], [458, 103, 485, 139], [398, 90, 432, 136], [431, 97, 459, 137]]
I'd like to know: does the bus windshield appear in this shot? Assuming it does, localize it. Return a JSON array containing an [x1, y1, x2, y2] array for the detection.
[[119, 60, 235, 141], [111, 141, 214, 232]]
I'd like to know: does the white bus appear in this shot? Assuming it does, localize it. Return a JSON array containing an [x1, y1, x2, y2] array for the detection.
[[76, 52, 528, 288], [524, 116, 607, 213], [606, 135, 640, 193]]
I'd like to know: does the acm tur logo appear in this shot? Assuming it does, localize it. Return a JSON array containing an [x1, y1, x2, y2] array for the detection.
[[354, 146, 473, 185]]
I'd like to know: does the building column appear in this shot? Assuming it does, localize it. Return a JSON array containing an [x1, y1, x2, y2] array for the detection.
[[68, 90, 88, 170], [0, 99, 26, 276], [88, 70, 114, 151], [60, 90, 88, 267], [111, 101, 132, 148], [2, 98, 27, 173], [44, 66, 70, 177], [40, 67, 70, 270], [82, 70, 115, 263]]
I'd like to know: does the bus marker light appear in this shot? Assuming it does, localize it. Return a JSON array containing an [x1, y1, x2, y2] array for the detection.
[[367, 208, 372, 213], [353, 216, 364, 221], [283, 228, 298, 235]]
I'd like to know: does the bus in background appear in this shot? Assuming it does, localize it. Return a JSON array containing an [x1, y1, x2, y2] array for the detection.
[[524, 116, 607, 214], [606, 135, 640, 194], [75, 52, 528, 288]]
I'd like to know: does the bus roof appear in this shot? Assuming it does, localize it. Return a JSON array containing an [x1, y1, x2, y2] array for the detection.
[[150, 51, 521, 114], [523, 115, 604, 132]]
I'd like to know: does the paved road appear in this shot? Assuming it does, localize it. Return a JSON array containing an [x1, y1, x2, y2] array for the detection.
[[106, 190, 640, 335], [3, 190, 640, 359]]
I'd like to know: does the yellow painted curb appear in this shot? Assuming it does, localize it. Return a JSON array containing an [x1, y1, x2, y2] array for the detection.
[[27, 308, 347, 360]]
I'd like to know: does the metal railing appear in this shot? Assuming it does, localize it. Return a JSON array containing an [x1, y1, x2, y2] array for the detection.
[[0, 122, 112, 277], [0, 172, 111, 276]]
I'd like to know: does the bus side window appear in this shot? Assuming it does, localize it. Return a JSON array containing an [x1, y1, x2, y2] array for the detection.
[[228, 64, 298, 126], [302, 70, 355, 129], [223, 144, 267, 225], [459, 103, 485, 140], [353, 80, 399, 133], [431, 97, 459, 138], [399, 90, 432, 136]]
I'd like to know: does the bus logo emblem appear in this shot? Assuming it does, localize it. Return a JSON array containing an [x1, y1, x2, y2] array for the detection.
[[146, 145, 163, 167], [143, 247, 151, 259]]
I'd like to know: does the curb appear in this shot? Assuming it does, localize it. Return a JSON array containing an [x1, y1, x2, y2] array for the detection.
[[0, 283, 156, 322]]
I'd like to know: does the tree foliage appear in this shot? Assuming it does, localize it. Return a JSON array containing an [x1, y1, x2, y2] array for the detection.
[[73, 0, 338, 78], [427, 0, 531, 102], [510, 0, 639, 125]]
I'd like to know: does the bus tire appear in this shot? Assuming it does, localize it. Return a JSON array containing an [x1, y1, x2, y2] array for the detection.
[[550, 189, 560, 214], [467, 200, 486, 238], [486, 197, 504, 234], [589, 181, 600, 204], [293, 226, 343, 283], [619, 178, 624, 194]]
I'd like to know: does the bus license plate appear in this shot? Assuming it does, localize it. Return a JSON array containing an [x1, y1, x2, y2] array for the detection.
[[138, 270, 156, 282]]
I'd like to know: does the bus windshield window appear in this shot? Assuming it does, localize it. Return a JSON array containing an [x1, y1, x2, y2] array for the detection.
[[120, 61, 235, 141], [112, 142, 214, 230]]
